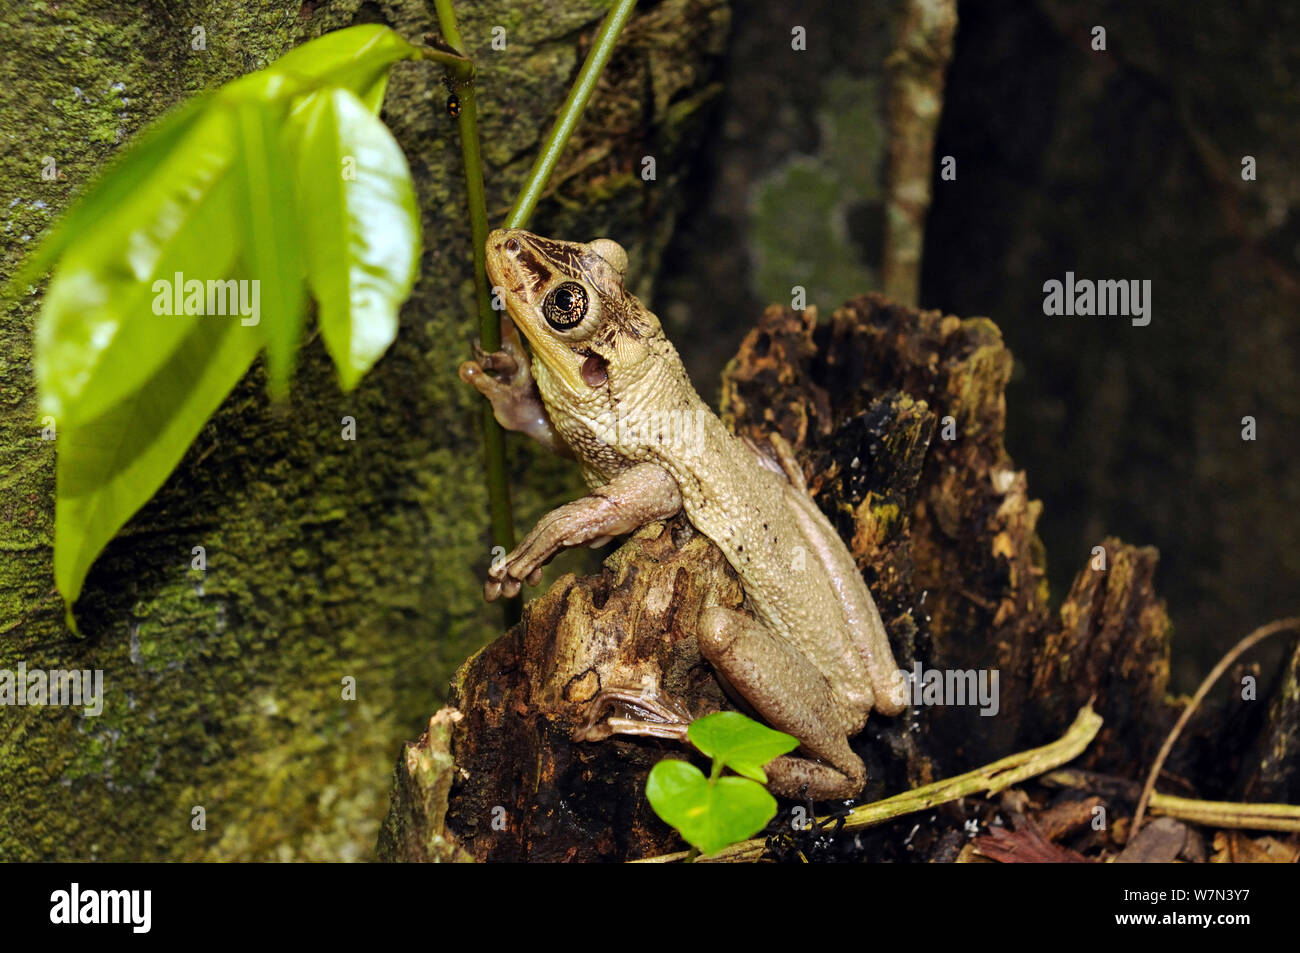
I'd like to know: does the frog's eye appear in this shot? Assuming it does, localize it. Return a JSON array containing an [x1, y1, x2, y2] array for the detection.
[[542, 282, 589, 331]]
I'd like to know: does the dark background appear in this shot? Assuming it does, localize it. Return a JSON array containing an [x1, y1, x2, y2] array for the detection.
[[655, 0, 1300, 690]]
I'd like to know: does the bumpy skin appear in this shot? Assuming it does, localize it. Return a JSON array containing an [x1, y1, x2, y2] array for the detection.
[[463, 229, 905, 799]]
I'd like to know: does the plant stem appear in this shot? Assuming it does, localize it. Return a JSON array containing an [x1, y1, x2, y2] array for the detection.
[[635, 703, 1104, 863], [505, 0, 639, 229], [1132, 616, 1300, 835], [432, 0, 639, 626], [430, 0, 518, 622], [419, 46, 473, 72], [430, 0, 469, 60], [1147, 792, 1300, 833]]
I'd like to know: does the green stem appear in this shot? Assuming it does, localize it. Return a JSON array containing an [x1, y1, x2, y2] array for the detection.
[[430, 0, 517, 622], [430, 0, 469, 56], [419, 47, 473, 72], [431, 0, 639, 627], [505, 0, 639, 229]]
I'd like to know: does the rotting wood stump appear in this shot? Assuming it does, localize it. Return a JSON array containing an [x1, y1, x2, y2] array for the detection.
[[378, 294, 1296, 863]]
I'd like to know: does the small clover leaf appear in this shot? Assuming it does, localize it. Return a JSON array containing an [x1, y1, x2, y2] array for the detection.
[[687, 711, 798, 783], [646, 759, 778, 856]]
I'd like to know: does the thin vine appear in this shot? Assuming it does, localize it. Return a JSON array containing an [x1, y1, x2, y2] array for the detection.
[[429, 0, 639, 624]]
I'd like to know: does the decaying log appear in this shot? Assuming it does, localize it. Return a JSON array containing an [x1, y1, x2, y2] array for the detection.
[[376, 709, 473, 863], [1029, 539, 1172, 770], [441, 520, 740, 862], [1235, 638, 1300, 804], [378, 294, 1294, 862]]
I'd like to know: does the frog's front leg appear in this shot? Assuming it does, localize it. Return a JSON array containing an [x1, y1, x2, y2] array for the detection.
[[484, 462, 683, 600], [459, 316, 573, 457], [697, 607, 867, 800]]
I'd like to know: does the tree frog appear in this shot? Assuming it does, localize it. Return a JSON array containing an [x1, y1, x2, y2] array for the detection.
[[460, 228, 905, 799]]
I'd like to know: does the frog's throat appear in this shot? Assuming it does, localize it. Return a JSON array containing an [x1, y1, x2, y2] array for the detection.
[[508, 311, 588, 395]]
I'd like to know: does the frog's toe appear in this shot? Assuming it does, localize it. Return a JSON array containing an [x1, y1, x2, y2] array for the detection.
[[478, 348, 520, 378], [764, 754, 865, 801], [458, 360, 502, 398], [458, 359, 482, 385]]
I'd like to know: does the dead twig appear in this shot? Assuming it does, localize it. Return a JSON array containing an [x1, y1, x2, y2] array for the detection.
[[1132, 616, 1300, 836], [1148, 792, 1300, 833], [636, 702, 1103, 863]]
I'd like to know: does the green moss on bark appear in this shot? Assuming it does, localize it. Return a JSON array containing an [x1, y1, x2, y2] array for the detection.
[[0, 0, 728, 860]]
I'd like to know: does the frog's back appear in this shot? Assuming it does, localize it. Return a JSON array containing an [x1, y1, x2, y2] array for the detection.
[[656, 415, 876, 708]]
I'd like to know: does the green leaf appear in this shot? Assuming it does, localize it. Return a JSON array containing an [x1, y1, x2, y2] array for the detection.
[[26, 25, 421, 421], [32, 107, 240, 426], [646, 760, 779, 856], [55, 317, 260, 616], [15, 23, 417, 300], [230, 99, 305, 396], [687, 711, 799, 784], [269, 24, 422, 113], [25, 24, 425, 618], [290, 88, 419, 389]]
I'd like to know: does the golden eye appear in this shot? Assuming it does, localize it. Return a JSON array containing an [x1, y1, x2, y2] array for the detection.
[[543, 282, 589, 331]]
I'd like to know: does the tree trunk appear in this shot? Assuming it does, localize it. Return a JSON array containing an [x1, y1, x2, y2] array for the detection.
[[0, 0, 728, 861]]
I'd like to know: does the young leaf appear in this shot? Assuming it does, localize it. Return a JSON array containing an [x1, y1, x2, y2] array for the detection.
[[687, 711, 799, 784], [290, 88, 419, 389], [55, 318, 261, 616], [21, 24, 428, 623], [230, 95, 306, 395], [26, 25, 422, 422], [268, 24, 422, 113], [646, 760, 779, 856], [33, 108, 240, 426]]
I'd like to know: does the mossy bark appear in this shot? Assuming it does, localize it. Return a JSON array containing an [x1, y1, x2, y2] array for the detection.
[[0, 0, 727, 861]]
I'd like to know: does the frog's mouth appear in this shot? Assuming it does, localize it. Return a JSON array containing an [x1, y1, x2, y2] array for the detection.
[[486, 229, 589, 395]]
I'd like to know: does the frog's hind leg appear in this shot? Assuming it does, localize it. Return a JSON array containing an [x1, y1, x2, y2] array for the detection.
[[782, 488, 907, 717], [760, 432, 907, 717], [697, 606, 866, 800]]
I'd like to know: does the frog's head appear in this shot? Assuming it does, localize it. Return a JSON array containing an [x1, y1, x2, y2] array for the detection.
[[485, 228, 662, 405]]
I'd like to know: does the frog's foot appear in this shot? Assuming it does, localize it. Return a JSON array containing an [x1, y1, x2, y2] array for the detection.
[[572, 687, 693, 743], [697, 606, 867, 800], [484, 462, 683, 601], [459, 317, 571, 455]]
